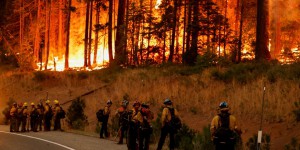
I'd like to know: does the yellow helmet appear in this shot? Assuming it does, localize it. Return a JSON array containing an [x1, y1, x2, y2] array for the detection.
[[23, 102, 28, 107], [31, 102, 35, 106], [45, 100, 50, 104], [54, 99, 59, 104]]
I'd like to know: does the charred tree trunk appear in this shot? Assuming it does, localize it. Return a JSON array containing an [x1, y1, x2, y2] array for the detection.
[[185, 0, 192, 56], [223, 0, 228, 57], [168, 0, 178, 63], [20, 0, 24, 61], [255, 0, 271, 60], [115, 0, 126, 65], [59, 0, 64, 56], [108, 0, 113, 63], [45, 0, 51, 70], [65, 0, 71, 69], [84, 0, 90, 68], [146, 0, 153, 63], [182, 0, 187, 56], [88, 0, 93, 67], [93, 1, 100, 65], [34, 0, 41, 64], [237, 0, 244, 63], [124, 0, 129, 65]]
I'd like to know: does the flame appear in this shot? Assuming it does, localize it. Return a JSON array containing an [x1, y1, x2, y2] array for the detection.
[[155, 0, 162, 9]]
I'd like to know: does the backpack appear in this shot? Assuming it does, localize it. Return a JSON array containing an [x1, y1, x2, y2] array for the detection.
[[168, 108, 182, 133], [96, 109, 104, 122], [18, 108, 25, 119], [30, 108, 39, 119], [57, 107, 66, 119], [45, 105, 53, 119], [213, 113, 236, 145]]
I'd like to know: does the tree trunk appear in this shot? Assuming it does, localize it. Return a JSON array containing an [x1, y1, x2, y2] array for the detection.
[[93, 2, 100, 65], [45, 0, 51, 70], [255, 0, 271, 60], [223, 0, 228, 57], [124, 0, 129, 65], [20, 0, 24, 61], [59, 0, 64, 56], [182, 0, 187, 56], [190, 0, 199, 59], [237, 0, 244, 63], [168, 0, 178, 63], [34, 0, 41, 64], [146, 0, 153, 63], [115, 0, 126, 65], [108, 0, 113, 63], [65, 0, 71, 69], [185, 0, 192, 54], [88, 0, 93, 67], [84, 0, 90, 68]]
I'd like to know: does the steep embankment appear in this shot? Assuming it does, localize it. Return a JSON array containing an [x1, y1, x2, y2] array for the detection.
[[0, 65, 299, 149]]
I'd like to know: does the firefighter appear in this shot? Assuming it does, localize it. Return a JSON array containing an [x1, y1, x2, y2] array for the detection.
[[210, 102, 241, 150], [9, 102, 18, 132], [53, 99, 62, 131], [157, 99, 180, 150], [16, 102, 24, 132], [128, 100, 141, 150], [44, 100, 52, 131], [137, 103, 154, 150], [99, 100, 112, 138], [116, 100, 129, 144], [21, 102, 29, 132], [30, 102, 39, 132], [36, 102, 44, 131]]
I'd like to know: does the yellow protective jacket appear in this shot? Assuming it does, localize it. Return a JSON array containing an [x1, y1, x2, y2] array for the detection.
[[161, 106, 179, 127], [132, 108, 143, 123], [10, 106, 17, 117], [210, 113, 239, 138]]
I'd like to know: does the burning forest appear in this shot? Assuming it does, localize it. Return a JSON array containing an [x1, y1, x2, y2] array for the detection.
[[0, 0, 300, 71]]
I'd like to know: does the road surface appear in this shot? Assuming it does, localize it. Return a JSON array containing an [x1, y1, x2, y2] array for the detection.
[[0, 125, 126, 150]]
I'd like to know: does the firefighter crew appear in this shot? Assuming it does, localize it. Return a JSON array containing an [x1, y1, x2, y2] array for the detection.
[[30, 102, 38, 132], [116, 100, 129, 144], [21, 102, 29, 132], [210, 101, 241, 150], [100, 100, 112, 138], [16, 102, 23, 132], [44, 100, 52, 131], [128, 100, 141, 150], [36, 102, 44, 131], [137, 103, 154, 150], [157, 99, 180, 150], [53, 99, 62, 131], [9, 102, 18, 132]]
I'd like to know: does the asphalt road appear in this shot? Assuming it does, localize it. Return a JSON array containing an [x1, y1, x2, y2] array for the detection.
[[0, 125, 127, 150]]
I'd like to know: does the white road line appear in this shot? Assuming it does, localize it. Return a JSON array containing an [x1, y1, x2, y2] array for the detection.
[[0, 131, 75, 150]]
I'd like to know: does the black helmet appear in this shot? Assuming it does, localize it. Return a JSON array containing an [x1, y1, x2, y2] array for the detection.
[[107, 100, 112, 104], [219, 101, 228, 109], [163, 98, 172, 105], [141, 102, 149, 108]]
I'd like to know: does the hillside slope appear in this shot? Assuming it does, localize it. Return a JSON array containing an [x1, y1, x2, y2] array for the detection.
[[0, 65, 299, 149]]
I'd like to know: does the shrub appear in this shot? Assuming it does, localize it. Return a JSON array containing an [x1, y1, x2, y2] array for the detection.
[[293, 100, 300, 122], [246, 133, 271, 150], [284, 137, 300, 150], [33, 71, 49, 82], [77, 71, 89, 80], [66, 98, 88, 130], [193, 125, 214, 150]]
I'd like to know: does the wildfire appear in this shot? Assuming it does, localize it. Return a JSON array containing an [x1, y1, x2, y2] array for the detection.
[[155, 0, 162, 9]]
